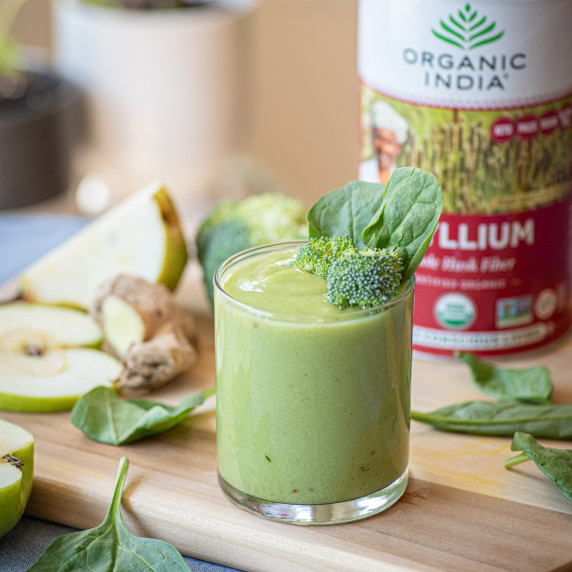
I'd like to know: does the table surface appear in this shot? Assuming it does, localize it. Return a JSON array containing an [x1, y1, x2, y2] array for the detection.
[[1, 213, 571, 572]]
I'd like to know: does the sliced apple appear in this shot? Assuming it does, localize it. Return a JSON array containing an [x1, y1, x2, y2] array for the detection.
[[0, 419, 34, 538], [19, 182, 188, 310], [0, 304, 123, 412]]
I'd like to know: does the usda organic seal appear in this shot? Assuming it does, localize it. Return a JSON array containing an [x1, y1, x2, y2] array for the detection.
[[434, 293, 476, 330]]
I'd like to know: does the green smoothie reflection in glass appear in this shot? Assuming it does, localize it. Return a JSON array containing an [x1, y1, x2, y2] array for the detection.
[[214, 168, 443, 524]]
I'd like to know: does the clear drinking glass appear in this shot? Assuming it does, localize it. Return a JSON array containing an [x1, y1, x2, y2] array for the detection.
[[214, 241, 414, 525]]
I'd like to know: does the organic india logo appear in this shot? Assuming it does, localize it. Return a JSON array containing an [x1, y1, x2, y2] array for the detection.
[[432, 4, 505, 50], [402, 3, 524, 91]]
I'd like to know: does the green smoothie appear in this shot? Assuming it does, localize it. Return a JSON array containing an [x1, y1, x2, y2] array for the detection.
[[215, 242, 414, 506]]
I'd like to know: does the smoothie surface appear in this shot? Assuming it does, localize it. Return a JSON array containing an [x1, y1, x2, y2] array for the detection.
[[220, 246, 345, 315]]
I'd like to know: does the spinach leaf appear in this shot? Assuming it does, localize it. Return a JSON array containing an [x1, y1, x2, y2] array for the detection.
[[505, 431, 572, 503], [306, 169, 443, 282], [411, 401, 572, 439], [71, 386, 215, 446], [307, 180, 387, 250], [362, 167, 443, 282], [28, 457, 190, 571], [457, 352, 553, 403]]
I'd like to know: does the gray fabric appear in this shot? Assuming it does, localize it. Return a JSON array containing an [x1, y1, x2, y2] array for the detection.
[[0, 517, 241, 571], [0, 214, 89, 284], [0, 214, 243, 572]]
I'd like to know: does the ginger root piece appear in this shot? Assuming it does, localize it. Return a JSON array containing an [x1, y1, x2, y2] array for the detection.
[[91, 275, 198, 395], [119, 324, 198, 395]]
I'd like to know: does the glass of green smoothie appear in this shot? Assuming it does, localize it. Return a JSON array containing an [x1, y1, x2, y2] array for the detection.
[[214, 241, 415, 525], [213, 168, 443, 524]]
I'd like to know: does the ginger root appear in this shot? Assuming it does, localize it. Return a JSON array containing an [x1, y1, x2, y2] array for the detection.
[[91, 275, 198, 395]]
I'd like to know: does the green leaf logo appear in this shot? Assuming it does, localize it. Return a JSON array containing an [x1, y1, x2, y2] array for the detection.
[[432, 3, 505, 51]]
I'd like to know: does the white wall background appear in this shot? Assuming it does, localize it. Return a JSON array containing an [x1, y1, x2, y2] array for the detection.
[[13, 0, 359, 207]]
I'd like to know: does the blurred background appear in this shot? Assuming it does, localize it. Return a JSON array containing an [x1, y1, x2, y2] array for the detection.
[[8, 0, 359, 217]]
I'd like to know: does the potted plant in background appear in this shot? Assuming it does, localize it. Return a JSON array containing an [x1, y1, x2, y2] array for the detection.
[[0, 0, 80, 209], [52, 0, 258, 218]]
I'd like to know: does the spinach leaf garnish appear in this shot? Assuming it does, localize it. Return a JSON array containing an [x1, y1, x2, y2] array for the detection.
[[411, 401, 572, 439], [71, 386, 215, 446], [362, 167, 443, 282], [307, 180, 386, 250], [28, 457, 190, 571], [457, 352, 553, 403], [506, 431, 572, 503], [307, 167, 443, 281]]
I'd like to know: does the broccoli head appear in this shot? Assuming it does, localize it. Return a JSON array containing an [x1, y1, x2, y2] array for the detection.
[[291, 236, 356, 278], [195, 193, 307, 306], [326, 247, 404, 310]]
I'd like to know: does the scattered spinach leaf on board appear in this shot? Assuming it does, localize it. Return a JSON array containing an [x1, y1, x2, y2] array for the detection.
[[505, 431, 572, 503], [71, 385, 215, 446], [411, 401, 572, 439], [362, 167, 443, 282], [28, 457, 190, 571], [457, 352, 553, 403]]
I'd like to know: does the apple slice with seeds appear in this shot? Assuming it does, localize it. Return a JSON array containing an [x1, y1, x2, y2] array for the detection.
[[0, 304, 123, 412]]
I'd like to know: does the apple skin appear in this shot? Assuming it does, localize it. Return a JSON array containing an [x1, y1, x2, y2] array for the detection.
[[0, 419, 34, 538], [0, 394, 77, 414], [0, 474, 22, 538], [153, 186, 188, 291], [0, 390, 97, 414], [19, 183, 188, 310]]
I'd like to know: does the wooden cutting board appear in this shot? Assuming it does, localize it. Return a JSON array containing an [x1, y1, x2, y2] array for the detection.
[[2, 263, 571, 572]]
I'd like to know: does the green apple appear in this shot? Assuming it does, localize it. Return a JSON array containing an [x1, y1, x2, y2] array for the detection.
[[0, 419, 34, 537], [19, 183, 188, 310], [0, 304, 123, 412]]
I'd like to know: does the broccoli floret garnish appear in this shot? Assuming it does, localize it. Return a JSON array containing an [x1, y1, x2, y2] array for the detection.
[[195, 193, 307, 306], [291, 236, 356, 278], [291, 237, 406, 309], [326, 247, 404, 309]]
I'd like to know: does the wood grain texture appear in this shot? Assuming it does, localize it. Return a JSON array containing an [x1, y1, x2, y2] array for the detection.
[[1, 266, 571, 571]]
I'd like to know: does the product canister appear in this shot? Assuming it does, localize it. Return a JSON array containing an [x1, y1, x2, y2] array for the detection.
[[358, 0, 572, 358]]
